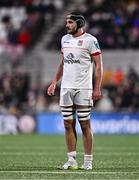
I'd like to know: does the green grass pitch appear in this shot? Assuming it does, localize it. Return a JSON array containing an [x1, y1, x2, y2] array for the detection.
[[0, 134, 139, 179]]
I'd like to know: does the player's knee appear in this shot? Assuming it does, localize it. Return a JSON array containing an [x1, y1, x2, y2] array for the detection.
[[61, 107, 75, 120], [79, 120, 90, 131], [64, 120, 73, 131], [76, 107, 91, 121]]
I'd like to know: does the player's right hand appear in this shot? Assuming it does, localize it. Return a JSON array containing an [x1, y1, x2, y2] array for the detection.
[[47, 82, 56, 96]]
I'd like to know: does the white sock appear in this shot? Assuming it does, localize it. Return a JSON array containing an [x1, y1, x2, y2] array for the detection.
[[67, 151, 77, 161], [84, 154, 93, 165]]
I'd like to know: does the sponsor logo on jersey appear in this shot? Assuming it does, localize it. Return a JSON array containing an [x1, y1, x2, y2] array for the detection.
[[64, 53, 80, 64], [64, 41, 70, 43], [67, 53, 74, 59], [77, 40, 83, 46]]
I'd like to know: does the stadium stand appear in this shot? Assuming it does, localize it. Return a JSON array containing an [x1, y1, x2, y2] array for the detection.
[[0, 0, 139, 114], [46, 0, 139, 50]]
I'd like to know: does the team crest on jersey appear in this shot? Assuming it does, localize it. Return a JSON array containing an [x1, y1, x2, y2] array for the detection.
[[77, 40, 83, 46]]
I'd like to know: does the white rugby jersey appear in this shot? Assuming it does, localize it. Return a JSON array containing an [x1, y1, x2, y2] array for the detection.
[[61, 32, 101, 89]]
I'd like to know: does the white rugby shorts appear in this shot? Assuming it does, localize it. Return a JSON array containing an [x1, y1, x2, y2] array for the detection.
[[60, 88, 93, 106]]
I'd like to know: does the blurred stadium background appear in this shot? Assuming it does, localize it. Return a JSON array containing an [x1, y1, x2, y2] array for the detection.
[[0, 0, 139, 179], [0, 0, 139, 134]]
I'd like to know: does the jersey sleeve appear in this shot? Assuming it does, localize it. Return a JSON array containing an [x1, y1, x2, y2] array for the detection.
[[61, 36, 64, 54], [88, 36, 101, 56]]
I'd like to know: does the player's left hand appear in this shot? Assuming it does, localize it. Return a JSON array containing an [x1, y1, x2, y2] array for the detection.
[[92, 90, 102, 101]]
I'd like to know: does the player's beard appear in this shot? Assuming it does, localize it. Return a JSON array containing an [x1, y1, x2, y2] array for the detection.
[[67, 25, 78, 35]]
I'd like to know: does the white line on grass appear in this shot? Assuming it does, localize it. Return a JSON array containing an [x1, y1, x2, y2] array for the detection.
[[0, 171, 138, 174], [0, 152, 139, 156], [1, 146, 138, 150]]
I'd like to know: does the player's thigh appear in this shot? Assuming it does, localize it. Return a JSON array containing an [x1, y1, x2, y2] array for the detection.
[[76, 104, 92, 121], [61, 105, 76, 121], [60, 88, 74, 106], [74, 89, 93, 106]]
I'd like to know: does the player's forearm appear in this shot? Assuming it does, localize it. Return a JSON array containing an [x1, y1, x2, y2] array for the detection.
[[52, 62, 63, 84], [94, 56, 103, 91], [94, 66, 103, 91]]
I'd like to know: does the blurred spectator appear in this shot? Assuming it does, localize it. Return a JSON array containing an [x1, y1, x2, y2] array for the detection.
[[18, 27, 32, 47], [0, 92, 8, 114], [47, 0, 139, 50], [0, 66, 138, 114], [95, 89, 114, 112], [47, 96, 60, 112], [0, 1, 59, 67], [35, 93, 48, 112], [1, 14, 24, 66], [119, 79, 135, 112], [112, 67, 125, 86], [0, 0, 139, 113], [0, 71, 30, 115], [131, 83, 139, 111], [102, 67, 114, 87], [21, 0, 33, 6], [127, 65, 139, 82]]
